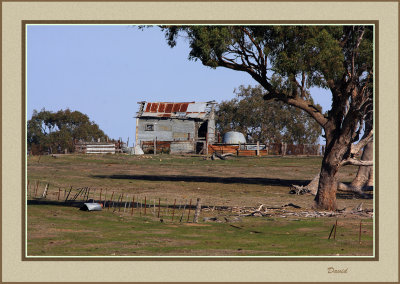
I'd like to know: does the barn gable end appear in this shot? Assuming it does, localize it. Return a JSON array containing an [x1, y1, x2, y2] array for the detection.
[[135, 101, 216, 154]]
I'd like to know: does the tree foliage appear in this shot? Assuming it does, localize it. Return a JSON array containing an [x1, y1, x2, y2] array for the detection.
[[160, 25, 373, 210], [216, 85, 322, 144], [27, 108, 109, 154]]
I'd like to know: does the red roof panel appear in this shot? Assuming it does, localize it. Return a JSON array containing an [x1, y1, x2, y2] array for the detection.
[[172, 103, 181, 112], [140, 102, 209, 119], [150, 103, 158, 112], [158, 103, 166, 112], [165, 103, 173, 113], [145, 103, 152, 112], [179, 103, 189, 112]]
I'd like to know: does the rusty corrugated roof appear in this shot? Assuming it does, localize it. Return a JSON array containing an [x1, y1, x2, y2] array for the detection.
[[137, 102, 213, 119]]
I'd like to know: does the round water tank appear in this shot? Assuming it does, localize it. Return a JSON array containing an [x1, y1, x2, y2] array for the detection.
[[223, 131, 246, 144]]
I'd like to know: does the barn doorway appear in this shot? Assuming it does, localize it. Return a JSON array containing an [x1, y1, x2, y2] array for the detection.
[[196, 121, 208, 154], [198, 121, 208, 139]]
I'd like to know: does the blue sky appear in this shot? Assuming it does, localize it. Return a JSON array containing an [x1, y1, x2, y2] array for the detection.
[[27, 25, 331, 145]]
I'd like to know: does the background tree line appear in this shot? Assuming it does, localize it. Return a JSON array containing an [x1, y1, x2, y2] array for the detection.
[[216, 85, 322, 145], [27, 108, 109, 154]]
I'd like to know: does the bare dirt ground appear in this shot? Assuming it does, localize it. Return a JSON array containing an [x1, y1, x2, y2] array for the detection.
[[27, 154, 373, 212], [26, 154, 374, 256]]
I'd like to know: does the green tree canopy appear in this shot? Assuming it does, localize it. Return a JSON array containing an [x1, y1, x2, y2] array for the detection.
[[27, 108, 109, 154], [216, 85, 322, 144]]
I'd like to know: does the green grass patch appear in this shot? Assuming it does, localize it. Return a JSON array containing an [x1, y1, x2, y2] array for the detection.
[[27, 205, 373, 257]]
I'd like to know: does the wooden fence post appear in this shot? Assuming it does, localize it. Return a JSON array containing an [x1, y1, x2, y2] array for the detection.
[[187, 199, 192, 222], [119, 194, 123, 212], [64, 186, 72, 203], [124, 195, 128, 213], [108, 191, 114, 210], [131, 196, 135, 216], [333, 219, 338, 240], [193, 198, 201, 223], [171, 199, 176, 221], [104, 189, 107, 207], [35, 181, 39, 198], [114, 194, 120, 212], [86, 188, 91, 201], [41, 183, 49, 198], [112, 197, 116, 212], [113, 195, 117, 212], [256, 141, 260, 156], [81, 187, 86, 201], [157, 198, 161, 218], [328, 224, 335, 239], [180, 202, 187, 223], [205, 133, 208, 155], [70, 187, 83, 202]]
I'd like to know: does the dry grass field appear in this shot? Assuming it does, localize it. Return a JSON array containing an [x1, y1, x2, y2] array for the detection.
[[26, 154, 374, 257]]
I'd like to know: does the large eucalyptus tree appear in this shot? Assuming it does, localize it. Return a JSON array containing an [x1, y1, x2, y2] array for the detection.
[[161, 26, 373, 210]]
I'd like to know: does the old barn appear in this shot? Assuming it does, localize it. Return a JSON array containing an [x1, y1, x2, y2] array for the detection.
[[135, 101, 216, 154]]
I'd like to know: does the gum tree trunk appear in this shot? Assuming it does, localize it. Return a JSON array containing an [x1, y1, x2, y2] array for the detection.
[[314, 130, 350, 210], [293, 141, 373, 197], [349, 141, 373, 190], [315, 168, 338, 211]]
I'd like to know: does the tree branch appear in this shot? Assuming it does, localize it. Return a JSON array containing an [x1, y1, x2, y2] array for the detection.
[[301, 71, 306, 97], [263, 91, 328, 128], [355, 28, 365, 50], [218, 57, 264, 85], [340, 158, 373, 167], [350, 129, 373, 156], [240, 27, 265, 66]]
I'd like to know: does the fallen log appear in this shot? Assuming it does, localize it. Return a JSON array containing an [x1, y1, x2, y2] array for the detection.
[[241, 211, 269, 217], [240, 205, 269, 217], [290, 173, 373, 197]]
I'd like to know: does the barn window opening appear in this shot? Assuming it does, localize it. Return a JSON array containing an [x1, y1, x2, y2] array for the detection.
[[145, 124, 154, 131]]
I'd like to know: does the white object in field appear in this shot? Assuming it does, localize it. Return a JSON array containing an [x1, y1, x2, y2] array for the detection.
[[133, 145, 144, 155], [223, 131, 246, 144], [82, 203, 103, 211], [41, 183, 49, 198]]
